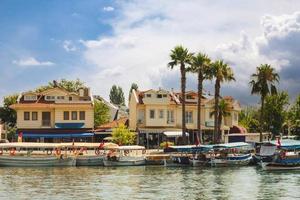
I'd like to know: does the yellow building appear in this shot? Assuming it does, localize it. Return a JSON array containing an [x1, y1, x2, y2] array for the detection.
[[129, 88, 242, 147], [10, 86, 94, 142]]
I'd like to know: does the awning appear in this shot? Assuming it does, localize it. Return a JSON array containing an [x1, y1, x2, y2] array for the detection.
[[163, 131, 189, 137], [19, 132, 94, 138]]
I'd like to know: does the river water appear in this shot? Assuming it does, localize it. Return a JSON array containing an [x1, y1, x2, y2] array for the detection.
[[0, 166, 299, 200]]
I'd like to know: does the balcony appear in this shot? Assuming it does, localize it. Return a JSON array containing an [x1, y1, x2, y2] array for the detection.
[[42, 120, 51, 127]]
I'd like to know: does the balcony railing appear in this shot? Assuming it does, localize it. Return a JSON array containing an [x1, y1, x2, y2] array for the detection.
[[42, 120, 51, 127]]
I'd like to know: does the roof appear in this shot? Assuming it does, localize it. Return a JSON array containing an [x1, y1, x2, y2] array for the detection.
[[104, 145, 145, 150], [269, 139, 300, 150], [95, 117, 129, 130]]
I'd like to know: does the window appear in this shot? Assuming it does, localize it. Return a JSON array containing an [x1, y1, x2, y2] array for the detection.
[[45, 96, 55, 100], [186, 95, 193, 99], [157, 94, 162, 98], [167, 110, 174, 124], [146, 94, 151, 98], [32, 112, 38, 121], [24, 95, 37, 101], [159, 110, 164, 119], [57, 96, 65, 100], [24, 112, 30, 120], [71, 111, 77, 120], [63, 111, 69, 120], [150, 110, 155, 119], [69, 97, 73, 101], [79, 111, 85, 120], [163, 94, 167, 98], [185, 111, 193, 124]]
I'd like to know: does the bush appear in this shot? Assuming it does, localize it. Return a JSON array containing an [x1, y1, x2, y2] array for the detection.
[[159, 141, 174, 148]]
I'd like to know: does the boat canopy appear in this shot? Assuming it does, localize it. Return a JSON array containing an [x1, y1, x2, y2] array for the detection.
[[0, 142, 118, 149], [18, 132, 94, 138], [105, 145, 145, 150], [269, 139, 300, 150], [168, 145, 212, 153], [163, 131, 189, 137], [213, 142, 252, 149]]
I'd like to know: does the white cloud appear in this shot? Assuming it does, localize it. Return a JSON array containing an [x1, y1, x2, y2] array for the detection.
[[13, 57, 55, 67], [80, 1, 300, 104], [103, 6, 114, 12], [63, 40, 77, 52]]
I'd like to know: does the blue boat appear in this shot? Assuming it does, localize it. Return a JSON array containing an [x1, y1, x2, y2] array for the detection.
[[209, 142, 253, 167], [260, 139, 300, 170], [164, 145, 212, 167]]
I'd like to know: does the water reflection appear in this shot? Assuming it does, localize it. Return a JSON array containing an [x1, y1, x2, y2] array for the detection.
[[0, 166, 299, 200]]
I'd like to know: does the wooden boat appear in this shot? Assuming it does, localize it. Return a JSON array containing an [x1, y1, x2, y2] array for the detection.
[[0, 142, 76, 167], [73, 142, 118, 166], [189, 145, 213, 167], [163, 145, 194, 167], [103, 146, 146, 166], [0, 155, 75, 167], [260, 139, 300, 171], [209, 142, 253, 167]]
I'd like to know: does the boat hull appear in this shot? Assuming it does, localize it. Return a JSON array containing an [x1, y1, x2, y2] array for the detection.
[[164, 156, 191, 167], [189, 159, 208, 167], [76, 155, 104, 166], [0, 156, 76, 167], [209, 154, 252, 167], [103, 159, 145, 166]]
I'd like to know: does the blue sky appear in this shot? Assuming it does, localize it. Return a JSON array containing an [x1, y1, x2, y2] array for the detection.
[[1, 0, 300, 106]]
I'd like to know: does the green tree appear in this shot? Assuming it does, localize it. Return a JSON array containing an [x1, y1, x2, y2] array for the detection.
[[249, 64, 279, 141], [94, 99, 110, 127], [239, 107, 260, 133], [286, 94, 300, 135], [109, 85, 125, 106], [264, 92, 289, 135], [128, 83, 138, 101], [0, 94, 18, 125], [187, 53, 211, 143], [35, 78, 85, 93], [210, 99, 231, 142], [168, 45, 193, 144], [112, 123, 136, 145], [211, 60, 235, 143]]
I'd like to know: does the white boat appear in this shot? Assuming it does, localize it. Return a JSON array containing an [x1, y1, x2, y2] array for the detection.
[[103, 145, 146, 166], [76, 155, 104, 166], [0, 142, 75, 167], [209, 142, 253, 167], [0, 155, 75, 167], [260, 139, 300, 171]]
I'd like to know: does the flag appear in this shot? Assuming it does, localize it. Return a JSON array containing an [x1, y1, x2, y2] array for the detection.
[[195, 135, 200, 146], [277, 137, 281, 147]]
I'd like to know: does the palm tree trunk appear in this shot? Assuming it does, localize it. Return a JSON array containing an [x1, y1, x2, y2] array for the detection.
[[218, 111, 222, 143], [214, 80, 220, 144], [181, 64, 187, 144], [197, 71, 203, 144], [260, 95, 265, 142]]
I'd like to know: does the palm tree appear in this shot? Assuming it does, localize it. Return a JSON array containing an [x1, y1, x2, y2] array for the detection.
[[211, 60, 235, 143], [210, 99, 231, 142], [168, 45, 193, 144], [187, 53, 211, 144], [249, 64, 279, 142]]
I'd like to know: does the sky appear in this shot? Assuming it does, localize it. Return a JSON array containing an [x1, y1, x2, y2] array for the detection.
[[1, 0, 300, 106]]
